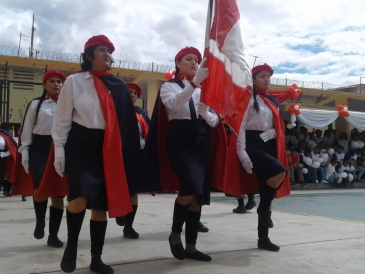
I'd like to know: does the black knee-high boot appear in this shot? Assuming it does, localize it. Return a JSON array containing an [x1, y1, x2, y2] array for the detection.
[[185, 211, 211, 262], [89, 220, 114, 274], [123, 205, 139, 239], [47, 206, 64, 248], [257, 212, 280, 251], [169, 201, 191, 260], [33, 199, 48, 239], [60, 209, 85, 273], [258, 183, 278, 228], [185, 211, 200, 246], [171, 201, 191, 233]]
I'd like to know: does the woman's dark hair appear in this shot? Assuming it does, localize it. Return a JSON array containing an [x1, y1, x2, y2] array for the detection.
[[172, 57, 182, 81], [80, 46, 113, 71], [34, 89, 47, 125], [252, 73, 260, 113]]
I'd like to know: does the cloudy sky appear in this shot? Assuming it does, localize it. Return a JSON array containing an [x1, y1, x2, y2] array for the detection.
[[1, 0, 365, 86]]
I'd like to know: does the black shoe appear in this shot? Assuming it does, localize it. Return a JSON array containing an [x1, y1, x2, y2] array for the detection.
[[233, 205, 247, 214], [90, 256, 114, 274], [115, 216, 126, 226], [257, 208, 273, 228], [168, 235, 185, 260], [22, 196, 27, 201], [123, 227, 139, 239], [47, 235, 64, 248], [34, 221, 46, 239], [198, 222, 209, 233], [245, 199, 256, 210], [258, 238, 280, 252], [185, 250, 212, 262], [60, 244, 78, 273]]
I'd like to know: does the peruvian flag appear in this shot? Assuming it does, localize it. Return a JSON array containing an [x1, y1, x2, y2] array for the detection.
[[201, 0, 252, 133]]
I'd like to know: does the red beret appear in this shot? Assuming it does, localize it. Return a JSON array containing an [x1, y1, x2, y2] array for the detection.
[[43, 70, 66, 83], [252, 63, 274, 76], [84, 35, 115, 53], [175, 47, 202, 64], [127, 82, 142, 98]]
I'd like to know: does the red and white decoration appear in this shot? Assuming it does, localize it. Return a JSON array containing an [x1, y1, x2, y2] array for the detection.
[[289, 104, 365, 130]]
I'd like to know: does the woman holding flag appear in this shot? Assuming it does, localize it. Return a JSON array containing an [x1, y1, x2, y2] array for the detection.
[[17, 70, 66, 248], [52, 35, 140, 273], [237, 63, 290, 252]]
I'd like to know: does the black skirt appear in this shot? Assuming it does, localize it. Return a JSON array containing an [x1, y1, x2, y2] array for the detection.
[[29, 134, 52, 189], [166, 119, 211, 205], [245, 130, 286, 183], [65, 122, 107, 211]]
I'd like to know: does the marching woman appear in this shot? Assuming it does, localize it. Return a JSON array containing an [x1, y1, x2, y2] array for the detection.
[[237, 63, 290, 252], [17, 70, 66, 247], [143, 47, 219, 262], [114, 82, 150, 239], [53, 35, 140, 273]]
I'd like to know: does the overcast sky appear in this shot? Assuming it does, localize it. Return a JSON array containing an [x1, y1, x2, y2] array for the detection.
[[1, 0, 365, 86]]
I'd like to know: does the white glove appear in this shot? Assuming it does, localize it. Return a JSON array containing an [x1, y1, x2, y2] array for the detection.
[[21, 150, 29, 174], [260, 128, 276, 142], [54, 157, 65, 177], [240, 150, 253, 174], [196, 102, 208, 117], [192, 58, 208, 85], [140, 139, 145, 150], [0, 151, 10, 158]]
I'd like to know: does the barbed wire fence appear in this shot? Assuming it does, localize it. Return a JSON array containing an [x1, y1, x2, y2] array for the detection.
[[0, 45, 359, 93], [0, 45, 174, 73]]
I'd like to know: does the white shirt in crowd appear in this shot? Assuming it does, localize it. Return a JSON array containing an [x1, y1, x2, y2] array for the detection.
[[52, 72, 106, 151], [160, 79, 219, 126], [334, 152, 345, 161], [338, 139, 349, 154], [314, 136, 323, 144], [338, 164, 349, 174], [311, 152, 321, 162], [0, 136, 5, 150], [325, 163, 337, 179], [237, 96, 275, 159], [18, 98, 56, 152], [306, 139, 316, 151]]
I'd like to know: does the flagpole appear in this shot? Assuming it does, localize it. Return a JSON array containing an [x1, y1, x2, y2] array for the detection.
[[195, 0, 214, 145]]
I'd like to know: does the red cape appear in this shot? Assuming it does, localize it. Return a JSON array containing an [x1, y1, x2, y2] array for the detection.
[[0, 132, 17, 183], [210, 92, 291, 199], [11, 138, 67, 197], [35, 143, 68, 199]]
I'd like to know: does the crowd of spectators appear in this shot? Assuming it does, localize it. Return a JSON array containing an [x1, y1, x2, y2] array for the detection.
[[285, 122, 365, 188]]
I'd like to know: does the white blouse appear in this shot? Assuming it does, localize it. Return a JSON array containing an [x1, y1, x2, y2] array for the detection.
[[237, 96, 275, 161], [18, 98, 56, 152], [160, 79, 219, 127], [52, 72, 106, 151]]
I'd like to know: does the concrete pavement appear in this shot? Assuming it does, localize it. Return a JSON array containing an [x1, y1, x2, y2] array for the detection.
[[0, 190, 364, 274]]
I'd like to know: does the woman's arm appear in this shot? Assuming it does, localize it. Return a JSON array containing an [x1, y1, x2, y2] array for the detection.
[[18, 100, 37, 152], [160, 82, 195, 111], [52, 77, 74, 157]]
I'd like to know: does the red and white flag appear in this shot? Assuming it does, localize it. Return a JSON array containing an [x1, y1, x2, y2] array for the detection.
[[201, 0, 252, 133]]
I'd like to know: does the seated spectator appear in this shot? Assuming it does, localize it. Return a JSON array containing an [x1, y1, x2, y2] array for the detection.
[[312, 146, 327, 183], [314, 129, 323, 145], [337, 132, 349, 154], [337, 160, 351, 188], [324, 124, 336, 144], [288, 148, 305, 185], [323, 131, 333, 147], [298, 126, 309, 142], [334, 145, 345, 162], [306, 133, 317, 151], [350, 148, 365, 182], [325, 158, 340, 187], [300, 148, 317, 183], [286, 128, 299, 146]]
